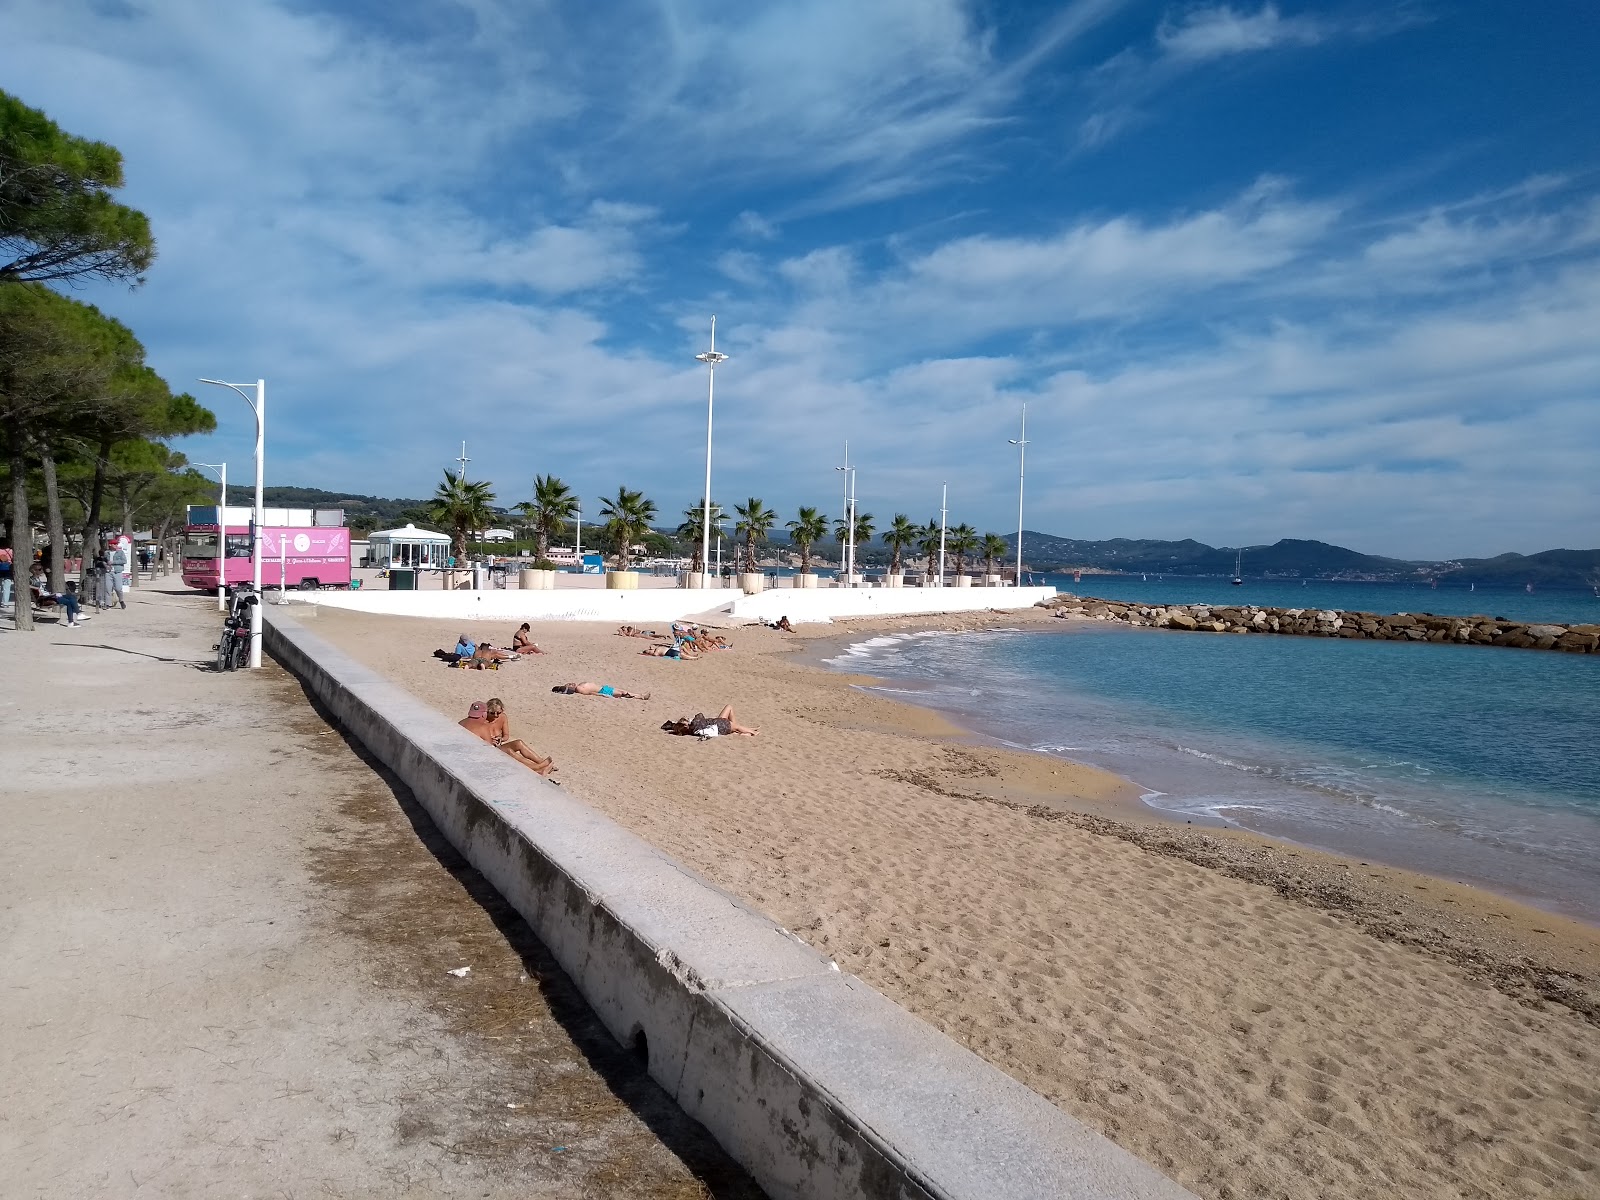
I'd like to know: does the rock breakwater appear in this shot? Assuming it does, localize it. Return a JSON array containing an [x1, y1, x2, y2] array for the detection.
[[1047, 595, 1600, 653]]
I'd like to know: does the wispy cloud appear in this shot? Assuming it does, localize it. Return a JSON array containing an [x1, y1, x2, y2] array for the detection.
[[1155, 3, 1326, 62]]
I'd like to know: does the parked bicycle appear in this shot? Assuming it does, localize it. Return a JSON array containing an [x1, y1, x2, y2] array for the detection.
[[214, 586, 259, 671]]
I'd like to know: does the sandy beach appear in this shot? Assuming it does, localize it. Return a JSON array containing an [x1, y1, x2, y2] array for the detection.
[[305, 604, 1600, 1200]]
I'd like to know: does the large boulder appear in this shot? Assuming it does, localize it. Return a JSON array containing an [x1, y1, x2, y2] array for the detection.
[[1168, 612, 1198, 630], [1526, 624, 1569, 641]]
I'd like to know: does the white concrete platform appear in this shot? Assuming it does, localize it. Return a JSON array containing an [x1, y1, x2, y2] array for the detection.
[[264, 608, 1195, 1200], [283, 585, 1058, 624]]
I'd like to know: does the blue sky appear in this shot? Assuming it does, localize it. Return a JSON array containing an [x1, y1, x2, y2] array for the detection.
[[4, 0, 1597, 559]]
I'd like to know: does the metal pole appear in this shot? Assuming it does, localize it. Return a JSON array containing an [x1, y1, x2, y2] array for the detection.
[[836, 446, 851, 586], [574, 509, 582, 572], [280, 527, 287, 600], [1009, 403, 1028, 587], [696, 318, 728, 589], [938, 483, 948, 586], [218, 462, 227, 609], [251, 380, 265, 666]]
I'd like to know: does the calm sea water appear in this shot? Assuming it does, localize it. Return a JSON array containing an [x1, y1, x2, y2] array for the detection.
[[1033, 574, 1600, 626], [827, 624, 1600, 923]]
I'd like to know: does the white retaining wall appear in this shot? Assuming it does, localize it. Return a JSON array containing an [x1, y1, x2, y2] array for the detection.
[[263, 608, 1194, 1200], [285, 585, 1058, 624]]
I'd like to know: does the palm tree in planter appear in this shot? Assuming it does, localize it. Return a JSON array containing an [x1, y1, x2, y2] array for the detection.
[[786, 506, 829, 577], [982, 532, 1009, 581], [522, 474, 577, 565], [883, 514, 918, 579], [598, 487, 656, 572], [430, 471, 496, 563], [676, 499, 724, 576], [949, 523, 978, 580], [917, 520, 943, 577], [734, 497, 778, 573]]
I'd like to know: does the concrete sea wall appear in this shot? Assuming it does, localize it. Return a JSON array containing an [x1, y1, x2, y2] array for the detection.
[[285, 585, 1059, 625], [1050, 595, 1600, 652], [263, 608, 1194, 1200]]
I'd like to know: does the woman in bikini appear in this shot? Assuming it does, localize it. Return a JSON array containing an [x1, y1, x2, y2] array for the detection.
[[460, 700, 558, 777], [662, 705, 758, 737], [511, 623, 544, 654], [551, 681, 650, 700]]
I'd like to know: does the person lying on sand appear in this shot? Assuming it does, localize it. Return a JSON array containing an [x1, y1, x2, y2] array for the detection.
[[661, 705, 758, 738], [460, 700, 558, 777], [617, 625, 663, 638], [511, 623, 544, 654], [641, 641, 700, 658], [551, 681, 650, 700], [472, 642, 516, 665]]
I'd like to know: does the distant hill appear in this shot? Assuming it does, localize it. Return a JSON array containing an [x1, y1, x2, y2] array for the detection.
[[261, 487, 429, 533], [1438, 549, 1600, 588], [1007, 532, 1427, 581]]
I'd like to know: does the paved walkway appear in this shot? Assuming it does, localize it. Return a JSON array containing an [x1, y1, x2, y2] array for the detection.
[[0, 588, 761, 1198]]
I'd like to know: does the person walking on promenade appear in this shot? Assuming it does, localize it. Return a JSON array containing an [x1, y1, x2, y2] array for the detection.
[[106, 541, 128, 609]]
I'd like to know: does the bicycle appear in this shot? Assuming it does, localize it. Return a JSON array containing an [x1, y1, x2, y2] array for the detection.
[[214, 587, 259, 671]]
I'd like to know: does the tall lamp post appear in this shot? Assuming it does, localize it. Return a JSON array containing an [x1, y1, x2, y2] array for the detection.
[[194, 462, 227, 611], [695, 318, 729, 589], [200, 378, 265, 667], [937, 482, 948, 587], [1009, 402, 1028, 587], [573, 506, 582, 573], [835, 446, 857, 586]]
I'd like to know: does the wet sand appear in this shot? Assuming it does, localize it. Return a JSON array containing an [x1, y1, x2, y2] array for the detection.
[[305, 604, 1600, 1200]]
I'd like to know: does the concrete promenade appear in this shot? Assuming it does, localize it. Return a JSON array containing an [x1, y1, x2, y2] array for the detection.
[[0, 588, 760, 1198]]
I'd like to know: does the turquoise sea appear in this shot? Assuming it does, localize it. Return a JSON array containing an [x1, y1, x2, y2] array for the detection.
[[826, 619, 1600, 923]]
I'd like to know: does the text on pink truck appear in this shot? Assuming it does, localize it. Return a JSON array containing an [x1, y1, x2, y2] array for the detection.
[[182, 505, 352, 591]]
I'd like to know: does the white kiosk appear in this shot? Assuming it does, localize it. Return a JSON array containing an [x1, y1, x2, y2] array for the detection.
[[367, 523, 451, 569]]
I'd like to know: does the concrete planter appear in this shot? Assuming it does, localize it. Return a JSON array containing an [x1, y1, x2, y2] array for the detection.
[[955, 574, 973, 588], [982, 574, 1004, 587], [606, 570, 640, 590], [883, 572, 905, 589], [519, 568, 556, 590], [794, 573, 820, 589], [681, 572, 704, 589], [738, 571, 766, 595]]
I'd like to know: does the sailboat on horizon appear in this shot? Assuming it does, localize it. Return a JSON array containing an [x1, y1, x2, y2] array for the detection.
[[1231, 549, 1243, 586]]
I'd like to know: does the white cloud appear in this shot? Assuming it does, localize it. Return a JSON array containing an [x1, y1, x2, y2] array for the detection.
[[1155, 4, 1325, 62]]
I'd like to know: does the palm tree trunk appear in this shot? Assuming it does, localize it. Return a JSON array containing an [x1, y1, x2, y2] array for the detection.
[[42, 450, 65, 593], [9, 436, 35, 631], [799, 543, 810, 574]]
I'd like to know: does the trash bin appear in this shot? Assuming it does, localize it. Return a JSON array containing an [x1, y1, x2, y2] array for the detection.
[[388, 567, 416, 590], [471, 564, 487, 590]]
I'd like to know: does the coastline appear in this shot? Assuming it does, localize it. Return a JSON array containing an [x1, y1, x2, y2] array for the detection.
[[305, 605, 1600, 1200]]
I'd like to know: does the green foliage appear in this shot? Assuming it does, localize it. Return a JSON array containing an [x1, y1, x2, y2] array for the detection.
[[883, 514, 918, 575], [514, 473, 577, 563], [786, 505, 829, 574], [428, 472, 496, 559], [598, 486, 656, 571], [734, 496, 777, 572], [949, 523, 978, 575], [982, 532, 1009, 576], [676, 498, 724, 574], [0, 89, 155, 285], [917, 520, 942, 571]]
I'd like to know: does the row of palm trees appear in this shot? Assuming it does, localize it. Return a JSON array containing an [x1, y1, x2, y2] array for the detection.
[[434, 470, 1014, 577]]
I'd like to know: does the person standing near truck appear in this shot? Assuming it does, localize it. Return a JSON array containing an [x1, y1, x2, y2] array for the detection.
[[106, 541, 128, 609]]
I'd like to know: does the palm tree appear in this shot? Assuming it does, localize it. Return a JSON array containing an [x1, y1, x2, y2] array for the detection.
[[598, 487, 656, 571], [676, 499, 724, 575], [917, 520, 942, 574], [949, 523, 978, 578], [834, 511, 875, 574], [982, 532, 1009, 578], [429, 471, 496, 561], [734, 497, 778, 573], [786, 506, 829, 575], [519, 474, 577, 564], [883, 514, 918, 576]]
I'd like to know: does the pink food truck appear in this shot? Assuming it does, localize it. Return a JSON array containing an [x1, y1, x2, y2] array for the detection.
[[182, 505, 352, 591]]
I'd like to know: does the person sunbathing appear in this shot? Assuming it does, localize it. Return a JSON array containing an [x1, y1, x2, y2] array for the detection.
[[460, 700, 557, 777], [551, 681, 650, 700], [472, 641, 516, 665], [661, 704, 758, 737], [617, 625, 663, 638], [511, 623, 544, 654]]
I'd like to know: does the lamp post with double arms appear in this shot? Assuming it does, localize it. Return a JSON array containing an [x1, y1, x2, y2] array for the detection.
[[695, 318, 729, 589], [200, 378, 265, 666]]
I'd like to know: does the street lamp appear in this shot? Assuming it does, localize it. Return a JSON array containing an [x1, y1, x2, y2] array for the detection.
[[835, 445, 857, 586], [194, 462, 227, 610], [574, 506, 582, 573], [937, 482, 948, 587], [200, 378, 265, 667], [695, 317, 729, 589], [1009, 402, 1028, 587]]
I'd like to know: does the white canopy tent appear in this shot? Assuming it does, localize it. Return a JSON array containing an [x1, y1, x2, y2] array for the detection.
[[367, 523, 451, 568]]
